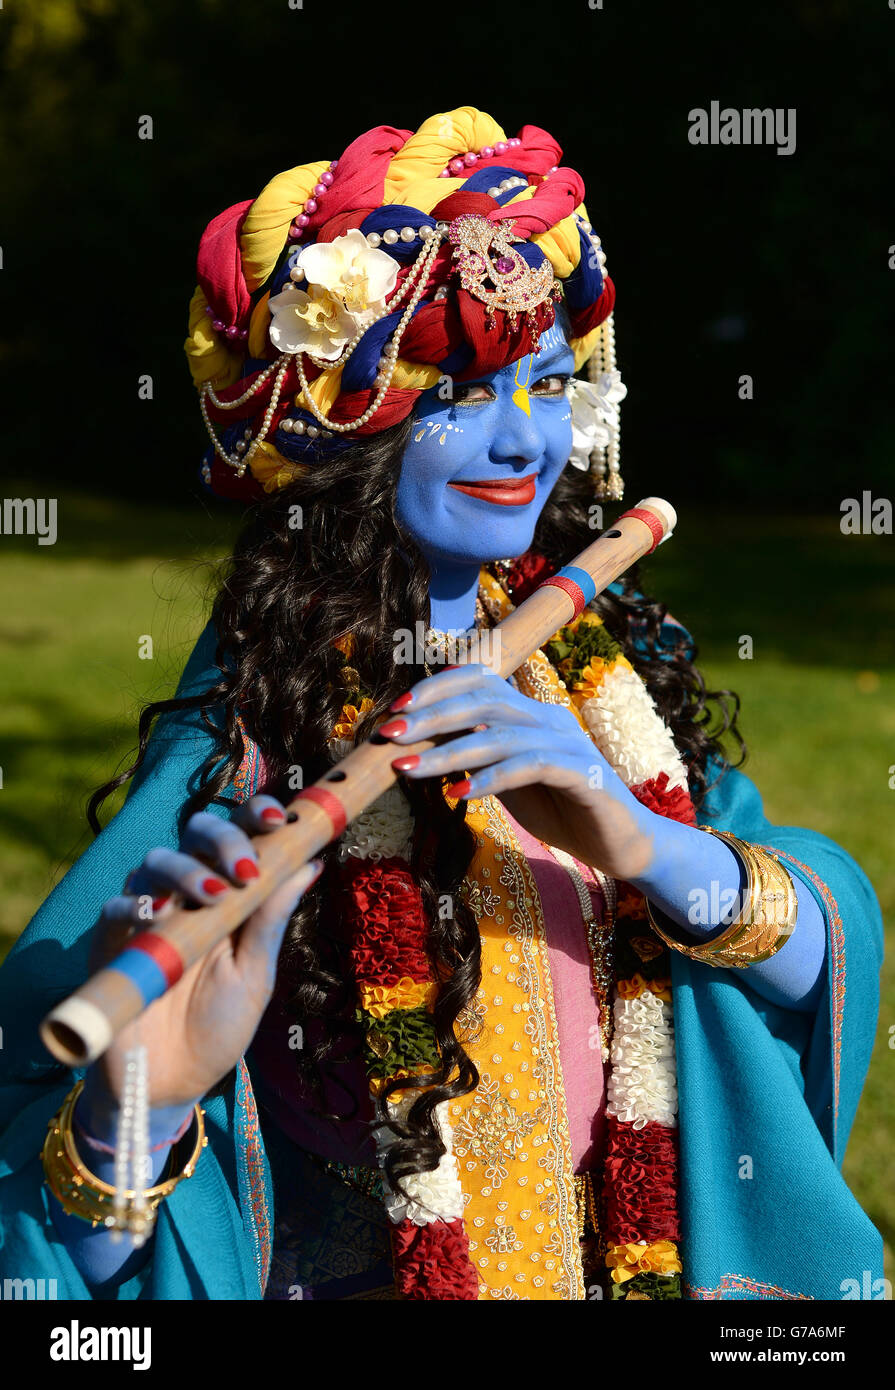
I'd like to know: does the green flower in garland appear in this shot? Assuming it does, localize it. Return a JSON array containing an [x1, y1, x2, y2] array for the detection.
[[545, 617, 622, 689], [358, 1003, 440, 1079], [610, 1271, 682, 1300], [333, 643, 374, 703]]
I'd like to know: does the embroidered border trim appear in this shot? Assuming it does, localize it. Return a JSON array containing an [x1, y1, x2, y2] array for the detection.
[[482, 796, 585, 1300], [236, 1056, 273, 1294], [684, 1273, 812, 1301], [230, 719, 272, 1293], [756, 846, 844, 1143], [233, 711, 260, 802]]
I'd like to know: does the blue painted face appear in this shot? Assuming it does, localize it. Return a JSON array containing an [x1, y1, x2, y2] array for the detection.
[[395, 323, 575, 574]]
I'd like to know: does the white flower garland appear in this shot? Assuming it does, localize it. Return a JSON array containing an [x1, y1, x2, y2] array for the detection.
[[579, 662, 689, 792], [375, 1094, 466, 1226], [606, 992, 678, 1130], [337, 781, 415, 863], [329, 737, 415, 861]]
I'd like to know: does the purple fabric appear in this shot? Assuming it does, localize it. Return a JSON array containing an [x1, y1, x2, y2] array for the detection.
[[250, 998, 377, 1166], [500, 810, 606, 1173]]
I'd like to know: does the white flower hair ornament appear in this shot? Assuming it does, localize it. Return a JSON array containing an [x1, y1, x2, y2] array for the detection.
[[562, 301, 627, 501], [268, 228, 400, 361], [565, 370, 628, 472]]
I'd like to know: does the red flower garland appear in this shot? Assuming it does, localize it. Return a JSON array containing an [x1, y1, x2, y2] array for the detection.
[[504, 549, 554, 603], [391, 1218, 480, 1301], [632, 771, 698, 828], [602, 1117, 681, 1247], [338, 857, 431, 987]]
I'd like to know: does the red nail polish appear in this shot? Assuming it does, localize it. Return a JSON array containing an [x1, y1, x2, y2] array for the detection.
[[445, 778, 472, 799], [202, 876, 229, 895], [261, 807, 286, 823], [389, 691, 413, 712], [378, 718, 407, 738], [392, 754, 420, 773], [234, 857, 260, 882], [151, 896, 170, 912]]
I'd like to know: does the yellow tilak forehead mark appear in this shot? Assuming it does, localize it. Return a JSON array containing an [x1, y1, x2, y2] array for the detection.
[[512, 354, 533, 416]]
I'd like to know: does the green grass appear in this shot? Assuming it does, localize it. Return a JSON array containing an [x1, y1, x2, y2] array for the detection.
[[0, 489, 234, 938], [1, 493, 892, 1262]]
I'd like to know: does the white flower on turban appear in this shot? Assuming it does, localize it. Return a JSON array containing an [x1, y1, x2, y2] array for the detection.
[[269, 228, 399, 360]]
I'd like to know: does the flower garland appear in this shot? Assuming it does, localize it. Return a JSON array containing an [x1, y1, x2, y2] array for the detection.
[[324, 651, 479, 1298], [543, 608, 689, 1299], [326, 577, 696, 1299]]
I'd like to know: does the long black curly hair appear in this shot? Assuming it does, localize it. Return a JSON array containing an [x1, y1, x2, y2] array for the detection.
[[88, 414, 745, 1192]]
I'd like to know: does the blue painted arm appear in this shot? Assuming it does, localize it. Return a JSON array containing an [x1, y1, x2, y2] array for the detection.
[[627, 812, 827, 1011], [47, 1088, 197, 1291], [625, 603, 826, 1011], [383, 625, 829, 1012]]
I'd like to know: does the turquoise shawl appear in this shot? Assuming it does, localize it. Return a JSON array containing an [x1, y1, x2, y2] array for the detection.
[[0, 619, 883, 1300]]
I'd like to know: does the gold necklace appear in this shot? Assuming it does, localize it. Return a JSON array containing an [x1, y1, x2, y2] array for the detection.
[[545, 846, 616, 1064], [423, 596, 488, 672]]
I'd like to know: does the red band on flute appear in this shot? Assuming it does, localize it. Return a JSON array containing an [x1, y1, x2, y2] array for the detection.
[[617, 506, 664, 553], [541, 574, 587, 617], [130, 931, 185, 988], [295, 786, 348, 837]]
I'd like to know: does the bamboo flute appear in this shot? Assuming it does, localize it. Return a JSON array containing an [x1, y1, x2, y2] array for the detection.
[[41, 497, 676, 1065]]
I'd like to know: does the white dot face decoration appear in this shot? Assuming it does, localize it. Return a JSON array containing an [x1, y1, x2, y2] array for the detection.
[[537, 323, 566, 355], [414, 420, 465, 445]]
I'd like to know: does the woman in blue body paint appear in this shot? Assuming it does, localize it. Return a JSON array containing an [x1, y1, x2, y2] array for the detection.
[[0, 153, 883, 1303]]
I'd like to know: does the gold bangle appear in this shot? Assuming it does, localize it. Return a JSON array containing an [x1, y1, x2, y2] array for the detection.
[[42, 1080, 207, 1236], [645, 827, 798, 969]]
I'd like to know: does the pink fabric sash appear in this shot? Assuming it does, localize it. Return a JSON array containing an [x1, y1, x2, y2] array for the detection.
[[500, 810, 606, 1172]]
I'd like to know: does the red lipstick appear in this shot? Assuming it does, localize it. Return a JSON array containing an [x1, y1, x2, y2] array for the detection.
[[448, 474, 537, 506]]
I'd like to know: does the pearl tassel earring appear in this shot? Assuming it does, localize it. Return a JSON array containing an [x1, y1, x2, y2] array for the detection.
[[588, 313, 624, 503]]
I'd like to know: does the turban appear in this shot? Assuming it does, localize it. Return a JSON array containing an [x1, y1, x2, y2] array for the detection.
[[184, 107, 614, 500]]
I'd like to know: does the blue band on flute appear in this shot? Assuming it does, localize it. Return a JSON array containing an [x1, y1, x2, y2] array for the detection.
[[555, 565, 597, 605], [108, 948, 170, 1007]]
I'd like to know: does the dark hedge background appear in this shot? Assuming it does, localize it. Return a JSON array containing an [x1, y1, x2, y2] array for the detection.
[[1, 0, 893, 507]]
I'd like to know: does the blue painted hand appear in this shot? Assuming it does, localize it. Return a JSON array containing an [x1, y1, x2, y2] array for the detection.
[[81, 795, 322, 1134], [381, 662, 656, 881]]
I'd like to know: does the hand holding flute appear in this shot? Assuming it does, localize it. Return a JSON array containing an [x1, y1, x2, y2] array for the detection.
[[42, 498, 677, 1076], [77, 798, 324, 1134], [80, 648, 659, 1125]]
